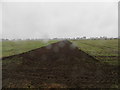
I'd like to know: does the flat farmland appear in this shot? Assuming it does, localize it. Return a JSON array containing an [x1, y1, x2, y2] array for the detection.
[[72, 39, 118, 65], [1, 39, 118, 65], [1, 40, 58, 58], [2, 39, 119, 88]]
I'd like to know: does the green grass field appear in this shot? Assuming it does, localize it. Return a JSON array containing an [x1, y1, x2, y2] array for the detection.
[[1, 40, 58, 58], [71, 39, 118, 65], [72, 39, 118, 56], [1, 39, 118, 65]]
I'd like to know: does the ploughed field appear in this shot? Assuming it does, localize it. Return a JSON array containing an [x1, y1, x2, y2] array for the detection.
[[1, 39, 119, 88], [1, 39, 118, 65]]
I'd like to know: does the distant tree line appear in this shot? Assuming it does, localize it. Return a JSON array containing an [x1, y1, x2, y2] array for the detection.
[[1, 36, 119, 41]]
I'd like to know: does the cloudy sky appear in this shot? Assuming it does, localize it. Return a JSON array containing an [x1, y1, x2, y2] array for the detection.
[[2, 1, 118, 39]]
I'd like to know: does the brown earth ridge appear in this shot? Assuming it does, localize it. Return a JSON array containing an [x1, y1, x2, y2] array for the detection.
[[2, 40, 118, 88]]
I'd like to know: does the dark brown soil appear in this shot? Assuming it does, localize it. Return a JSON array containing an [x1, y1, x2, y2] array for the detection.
[[2, 40, 118, 88]]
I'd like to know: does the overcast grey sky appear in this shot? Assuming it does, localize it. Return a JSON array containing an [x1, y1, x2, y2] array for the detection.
[[2, 2, 118, 39]]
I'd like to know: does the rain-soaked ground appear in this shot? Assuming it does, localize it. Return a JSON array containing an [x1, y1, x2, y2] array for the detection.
[[2, 40, 118, 88]]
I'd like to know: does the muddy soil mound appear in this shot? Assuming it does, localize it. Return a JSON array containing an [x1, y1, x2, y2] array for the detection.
[[2, 40, 118, 88]]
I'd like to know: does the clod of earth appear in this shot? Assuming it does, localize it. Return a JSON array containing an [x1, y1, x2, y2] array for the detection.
[[2, 40, 118, 88]]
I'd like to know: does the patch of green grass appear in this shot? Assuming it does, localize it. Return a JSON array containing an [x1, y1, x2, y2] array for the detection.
[[71, 39, 118, 65], [71, 39, 118, 56], [94, 56, 118, 65], [1, 40, 58, 58]]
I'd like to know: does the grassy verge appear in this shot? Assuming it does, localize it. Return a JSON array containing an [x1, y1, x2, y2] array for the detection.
[[71, 39, 118, 65], [1, 40, 58, 58]]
